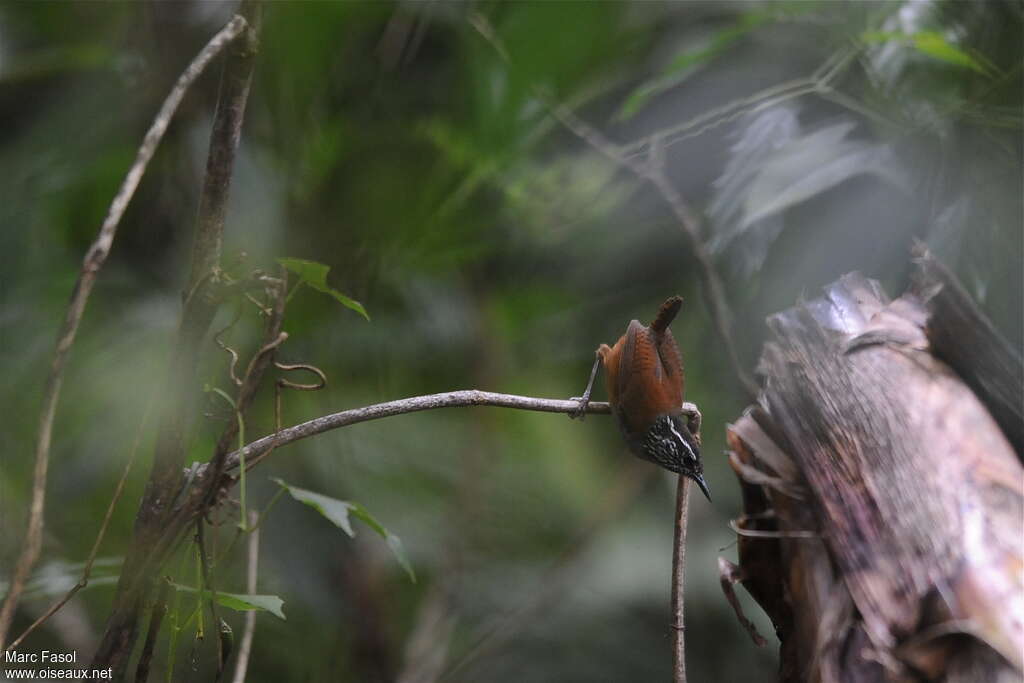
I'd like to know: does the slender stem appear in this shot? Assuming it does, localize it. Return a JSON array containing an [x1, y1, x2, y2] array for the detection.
[[196, 521, 223, 675], [231, 511, 260, 683], [237, 411, 248, 530], [165, 548, 192, 683], [188, 2, 260, 289], [671, 477, 691, 683], [134, 581, 171, 683]]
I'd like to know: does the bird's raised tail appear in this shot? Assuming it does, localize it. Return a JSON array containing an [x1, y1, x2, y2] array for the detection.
[[650, 296, 683, 333]]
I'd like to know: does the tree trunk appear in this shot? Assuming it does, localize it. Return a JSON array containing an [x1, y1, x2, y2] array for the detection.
[[724, 248, 1023, 683]]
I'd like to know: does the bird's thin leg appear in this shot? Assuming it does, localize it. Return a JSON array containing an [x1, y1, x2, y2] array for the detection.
[[569, 349, 603, 420]]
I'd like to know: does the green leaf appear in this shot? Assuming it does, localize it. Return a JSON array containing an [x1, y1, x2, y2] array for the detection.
[[215, 593, 285, 620], [347, 503, 415, 581], [271, 477, 357, 536], [273, 478, 416, 582], [277, 257, 369, 320], [861, 30, 989, 75], [168, 583, 286, 620], [384, 533, 415, 583]]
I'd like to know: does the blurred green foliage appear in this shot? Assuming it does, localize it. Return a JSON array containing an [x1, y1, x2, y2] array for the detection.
[[1, 1, 1020, 681]]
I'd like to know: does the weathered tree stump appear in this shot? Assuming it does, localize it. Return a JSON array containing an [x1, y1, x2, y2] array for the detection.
[[723, 249, 1023, 682]]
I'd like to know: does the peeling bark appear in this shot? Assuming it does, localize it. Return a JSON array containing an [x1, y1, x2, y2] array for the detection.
[[724, 255, 1023, 682]]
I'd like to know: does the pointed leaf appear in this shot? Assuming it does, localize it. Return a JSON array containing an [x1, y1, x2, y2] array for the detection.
[[346, 502, 387, 537], [273, 479, 416, 582], [861, 31, 989, 75], [277, 257, 369, 320], [384, 533, 416, 583], [272, 477, 356, 536], [169, 583, 286, 620], [911, 32, 988, 75], [214, 593, 286, 620]]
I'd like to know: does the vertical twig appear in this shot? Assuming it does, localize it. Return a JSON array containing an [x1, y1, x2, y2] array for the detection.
[[188, 2, 261, 290], [231, 512, 260, 683], [133, 581, 171, 683], [670, 477, 691, 683], [0, 15, 248, 651]]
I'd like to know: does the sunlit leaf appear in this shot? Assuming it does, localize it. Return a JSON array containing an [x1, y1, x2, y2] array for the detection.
[[272, 479, 416, 582], [861, 30, 990, 75], [169, 583, 286, 620], [277, 257, 369, 320]]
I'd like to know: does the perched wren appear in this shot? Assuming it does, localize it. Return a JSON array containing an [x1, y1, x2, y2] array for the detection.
[[572, 296, 709, 500]]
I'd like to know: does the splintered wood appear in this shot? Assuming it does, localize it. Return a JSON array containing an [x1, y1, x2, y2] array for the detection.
[[723, 250, 1023, 683]]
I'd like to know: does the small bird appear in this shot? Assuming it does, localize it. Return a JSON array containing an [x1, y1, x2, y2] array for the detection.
[[572, 296, 710, 500]]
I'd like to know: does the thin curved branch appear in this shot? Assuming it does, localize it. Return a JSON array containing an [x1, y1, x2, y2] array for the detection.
[[0, 14, 248, 650], [223, 391, 611, 472]]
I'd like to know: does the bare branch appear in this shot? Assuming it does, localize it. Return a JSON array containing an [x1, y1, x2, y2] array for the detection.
[[188, 4, 261, 289], [0, 15, 248, 650], [670, 402, 706, 683], [223, 391, 612, 472], [670, 476, 691, 683]]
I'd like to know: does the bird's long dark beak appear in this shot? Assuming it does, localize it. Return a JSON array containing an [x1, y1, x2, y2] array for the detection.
[[691, 473, 712, 502]]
